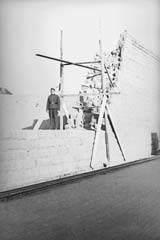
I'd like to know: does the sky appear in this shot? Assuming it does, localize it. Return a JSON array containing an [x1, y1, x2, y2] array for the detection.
[[0, 0, 159, 95]]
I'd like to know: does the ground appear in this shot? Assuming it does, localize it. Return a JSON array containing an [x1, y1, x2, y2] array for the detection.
[[0, 159, 160, 240]]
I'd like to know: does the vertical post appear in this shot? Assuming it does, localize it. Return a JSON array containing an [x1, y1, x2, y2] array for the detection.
[[60, 30, 64, 130], [104, 109, 110, 161], [99, 19, 106, 91], [99, 21, 110, 162], [99, 40, 105, 90]]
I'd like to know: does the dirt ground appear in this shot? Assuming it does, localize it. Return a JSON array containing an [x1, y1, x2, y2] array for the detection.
[[0, 159, 160, 240]]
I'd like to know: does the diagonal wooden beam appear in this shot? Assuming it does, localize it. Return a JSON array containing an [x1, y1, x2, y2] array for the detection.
[[36, 54, 101, 72], [104, 64, 114, 88], [106, 105, 126, 162], [63, 61, 101, 66]]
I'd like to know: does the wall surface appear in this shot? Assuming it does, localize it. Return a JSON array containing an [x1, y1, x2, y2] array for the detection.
[[0, 129, 109, 192], [0, 94, 79, 130], [106, 32, 160, 163]]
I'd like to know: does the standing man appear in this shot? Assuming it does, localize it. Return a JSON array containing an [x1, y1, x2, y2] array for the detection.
[[46, 88, 60, 129]]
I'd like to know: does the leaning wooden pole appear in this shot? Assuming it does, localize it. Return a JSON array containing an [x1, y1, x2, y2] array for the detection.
[[90, 22, 110, 168], [60, 30, 64, 130], [90, 95, 107, 168]]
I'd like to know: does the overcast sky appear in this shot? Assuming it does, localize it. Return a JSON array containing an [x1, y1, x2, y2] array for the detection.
[[0, 0, 159, 95]]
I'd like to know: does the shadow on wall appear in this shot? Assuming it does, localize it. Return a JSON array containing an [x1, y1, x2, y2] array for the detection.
[[151, 132, 160, 155], [22, 116, 67, 130], [22, 119, 38, 130]]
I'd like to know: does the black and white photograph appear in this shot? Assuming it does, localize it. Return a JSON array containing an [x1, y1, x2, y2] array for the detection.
[[0, 0, 160, 239]]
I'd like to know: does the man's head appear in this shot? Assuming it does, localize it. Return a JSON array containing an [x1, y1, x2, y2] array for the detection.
[[50, 88, 55, 94]]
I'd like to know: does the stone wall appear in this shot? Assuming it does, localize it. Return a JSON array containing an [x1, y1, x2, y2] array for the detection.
[[0, 129, 108, 192], [106, 32, 160, 163], [0, 94, 79, 131]]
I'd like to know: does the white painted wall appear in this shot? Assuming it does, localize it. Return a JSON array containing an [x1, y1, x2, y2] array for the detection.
[[108, 33, 160, 162]]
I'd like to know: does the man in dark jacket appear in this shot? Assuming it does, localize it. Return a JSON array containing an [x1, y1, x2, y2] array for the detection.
[[46, 88, 60, 129]]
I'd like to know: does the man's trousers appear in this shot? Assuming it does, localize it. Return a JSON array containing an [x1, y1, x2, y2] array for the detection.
[[49, 109, 58, 129]]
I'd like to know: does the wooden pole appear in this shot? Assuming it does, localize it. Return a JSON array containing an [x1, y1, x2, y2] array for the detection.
[[104, 109, 110, 161], [36, 54, 101, 72], [60, 30, 64, 130], [99, 21, 110, 163], [90, 21, 110, 168], [63, 60, 100, 66], [62, 92, 120, 97], [99, 42, 105, 90], [90, 95, 107, 168], [104, 64, 114, 88], [106, 105, 126, 162]]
